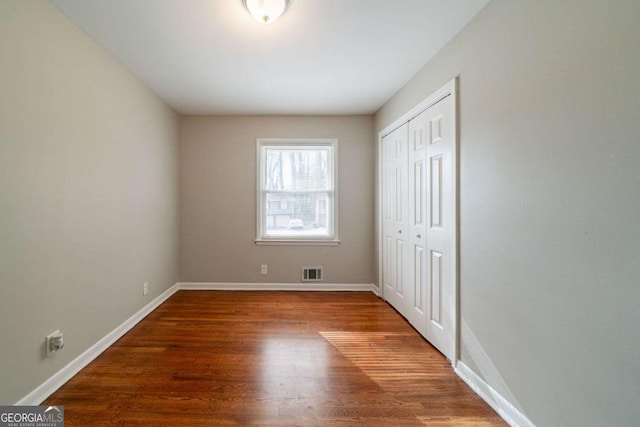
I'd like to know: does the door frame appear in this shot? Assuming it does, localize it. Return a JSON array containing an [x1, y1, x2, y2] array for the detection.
[[377, 77, 459, 365]]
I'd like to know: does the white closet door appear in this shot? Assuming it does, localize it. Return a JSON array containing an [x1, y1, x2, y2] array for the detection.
[[425, 94, 456, 361], [380, 79, 458, 364], [406, 111, 428, 336], [381, 124, 409, 315]]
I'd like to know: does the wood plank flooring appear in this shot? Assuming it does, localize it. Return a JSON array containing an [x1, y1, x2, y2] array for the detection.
[[45, 291, 507, 426]]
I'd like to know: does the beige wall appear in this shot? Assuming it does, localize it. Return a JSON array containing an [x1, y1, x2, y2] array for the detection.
[[376, 1, 640, 426], [180, 115, 375, 284], [0, 1, 180, 404]]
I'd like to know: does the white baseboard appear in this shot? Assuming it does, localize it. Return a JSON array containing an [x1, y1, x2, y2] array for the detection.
[[178, 282, 376, 292], [16, 283, 179, 405], [455, 361, 535, 427]]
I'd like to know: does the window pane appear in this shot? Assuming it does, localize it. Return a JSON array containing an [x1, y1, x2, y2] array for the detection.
[[264, 147, 330, 191], [264, 192, 330, 237]]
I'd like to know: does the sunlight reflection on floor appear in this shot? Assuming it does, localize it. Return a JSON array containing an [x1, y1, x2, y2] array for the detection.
[[319, 331, 443, 392], [260, 337, 329, 395]]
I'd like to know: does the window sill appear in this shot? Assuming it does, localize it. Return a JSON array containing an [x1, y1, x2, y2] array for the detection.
[[255, 239, 341, 246]]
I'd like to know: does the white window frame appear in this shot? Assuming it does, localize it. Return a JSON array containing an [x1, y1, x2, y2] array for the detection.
[[256, 138, 339, 245]]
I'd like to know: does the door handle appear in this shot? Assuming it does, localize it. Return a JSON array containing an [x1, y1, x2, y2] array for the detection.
[[416, 234, 421, 239], [398, 230, 402, 234]]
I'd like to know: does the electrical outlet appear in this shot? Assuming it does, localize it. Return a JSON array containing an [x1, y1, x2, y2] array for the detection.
[[46, 330, 64, 357], [261, 265, 268, 275], [143, 282, 148, 295]]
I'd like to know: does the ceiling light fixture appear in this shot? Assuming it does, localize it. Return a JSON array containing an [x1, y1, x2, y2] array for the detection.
[[242, 0, 289, 24]]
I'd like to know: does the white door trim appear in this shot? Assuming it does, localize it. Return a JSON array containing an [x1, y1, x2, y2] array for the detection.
[[377, 77, 458, 364]]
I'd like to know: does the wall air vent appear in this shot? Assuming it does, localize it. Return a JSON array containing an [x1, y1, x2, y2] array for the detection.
[[302, 267, 323, 282]]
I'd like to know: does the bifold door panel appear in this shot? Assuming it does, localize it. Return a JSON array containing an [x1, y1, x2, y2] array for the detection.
[[380, 81, 457, 362]]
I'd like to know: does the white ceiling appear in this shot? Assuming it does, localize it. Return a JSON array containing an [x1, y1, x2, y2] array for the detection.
[[51, 0, 489, 115]]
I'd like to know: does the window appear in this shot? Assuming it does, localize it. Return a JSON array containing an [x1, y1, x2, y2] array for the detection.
[[256, 138, 338, 244]]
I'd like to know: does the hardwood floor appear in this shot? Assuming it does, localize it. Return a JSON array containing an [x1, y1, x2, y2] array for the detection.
[[45, 291, 506, 426]]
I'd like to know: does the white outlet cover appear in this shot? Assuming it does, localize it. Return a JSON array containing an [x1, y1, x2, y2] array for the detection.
[[46, 330, 61, 357]]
